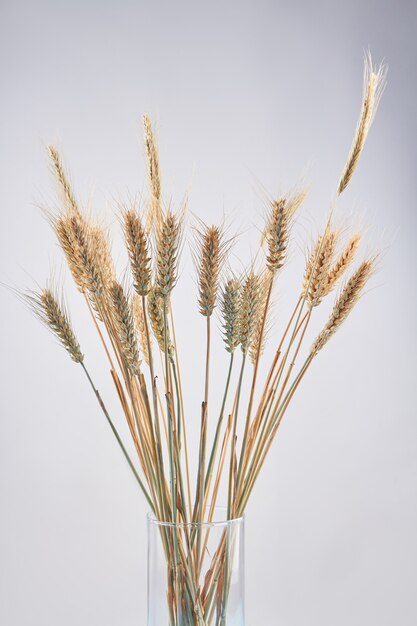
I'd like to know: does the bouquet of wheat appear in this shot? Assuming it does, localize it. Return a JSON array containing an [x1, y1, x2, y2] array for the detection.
[[26, 55, 385, 626]]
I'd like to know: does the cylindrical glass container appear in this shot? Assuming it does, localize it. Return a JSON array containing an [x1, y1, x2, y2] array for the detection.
[[147, 508, 245, 626]]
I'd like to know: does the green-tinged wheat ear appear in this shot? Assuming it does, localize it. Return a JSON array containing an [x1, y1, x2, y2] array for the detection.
[[265, 198, 289, 274], [220, 278, 241, 353], [323, 232, 362, 296], [124, 209, 151, 296], [338, 55, 386, 195], [132, 294, 150, 365], [29, 288, 83, 363], [147, 285, 174, 357], [303, 229, 337, 307], [239, 272, 261, 355], [109, 281, 141, 374], [311, 257, 376, 355], [155, 211, 182, 298], [47, 145, 81, 216], [196, 224, 226, 316]]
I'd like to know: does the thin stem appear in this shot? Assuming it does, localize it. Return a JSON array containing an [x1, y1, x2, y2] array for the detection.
[[238, 310, 312, 505], [142, 295, 168, 521], [170, 304, 193, 516], [204, 351, 235, 503], [80, 362, 154, 510], [238, 355, 313, 515], [227, 353, 247, 518]]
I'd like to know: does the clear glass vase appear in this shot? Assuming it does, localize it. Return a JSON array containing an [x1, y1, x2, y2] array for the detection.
[[147, 508, 245, 626]]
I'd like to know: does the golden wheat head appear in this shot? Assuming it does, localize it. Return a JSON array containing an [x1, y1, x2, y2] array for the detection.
[[124, 209, 152, 296], [311, 256, 376, 354], [143, 113, 162, 233], [47, 146, 80, 216], [338, 54, 386, 195], [195, 224, 226, 317]]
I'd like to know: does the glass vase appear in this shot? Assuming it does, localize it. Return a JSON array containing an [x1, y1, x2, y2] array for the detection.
[[147, 508, 245, 626]]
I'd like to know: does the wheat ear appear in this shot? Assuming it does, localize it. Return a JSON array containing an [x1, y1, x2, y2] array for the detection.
[[249, 272, 271, 365], [53, 215, 114, 301], [47, 146, 81, 216], [323, 232, 362, 295], [311, 257, 376, 354], [338, 54, 386, 195], [124, 209, 152, 296], [147, 285, 173, 356], [239, 272, 261, 355], [143, 113, 162, 233], [220, 278, 241, 353], [28, 287, 83, 363], [265, 198, 289, 274], [109, 281, 141, 374], [195, 224, 225, 317], [303, 229, 338, 307]]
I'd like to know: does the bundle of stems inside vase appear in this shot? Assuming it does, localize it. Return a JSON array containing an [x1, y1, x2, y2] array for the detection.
[[29, 56, 385, 626]]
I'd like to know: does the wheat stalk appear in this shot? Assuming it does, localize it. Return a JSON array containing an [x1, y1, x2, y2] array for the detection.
[[132, 294, 151, 365]]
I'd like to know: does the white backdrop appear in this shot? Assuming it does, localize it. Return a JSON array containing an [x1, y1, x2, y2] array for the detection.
[[1, 1, 416, 625]]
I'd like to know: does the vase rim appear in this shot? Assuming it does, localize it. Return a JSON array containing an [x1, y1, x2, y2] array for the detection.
[[147, 505, 244, 528]]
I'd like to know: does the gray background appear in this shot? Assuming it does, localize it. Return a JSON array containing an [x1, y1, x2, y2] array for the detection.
[[1, 0, 416, 624]]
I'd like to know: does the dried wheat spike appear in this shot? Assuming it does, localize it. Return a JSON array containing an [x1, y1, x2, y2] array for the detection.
[[109, 281, 141, 374], [338, 55, 386, 195], [265, 198, 289, 274], [132, 294, 150, 365], [249, 272, 271, 365], [47, 146, 80, 216], [239, 272, 261, 355], [323, 233, 362, 296], [30, 288, 83, 363], [147, 285, 173, 357], [90, 224, 116, 289], [54, 215, 114, 305], [220, 278, 241, 353], [155, 211, 182, 298], [143, 113, 162, 233], [124, 210, 151, 296], [196, 224, 225, 316], [311, 257, 375, 354], [304, 229, 337, 307]]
